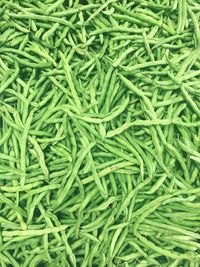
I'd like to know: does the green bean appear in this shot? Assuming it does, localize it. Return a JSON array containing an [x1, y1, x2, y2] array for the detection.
[[0, 152, 19, 163], [0, 63, 19, 95], [74, 96, 129, 124], [86, 0, 116, 23], [27, 43, 56, 66], [181, 85, 200, 118], [0, 128, 12, 146], [82, 161, 134, 185], [42, 22, 59, 41], [98, 66, 114, 109], [127, 0, 170, 10], [51, 4, 100, 17], [146, 174, 168, 194], [59, 51, 82, 110], [20, 111, 33, 185], [7, 11, 75, 28], [0, 193, 26, 217], [91, 196, 121, 212], [117, 252, 141, 261], [106, 119, 176, 137], [190, 155, 200, 164], [88, 153, 107, 197], [82, 209, 110, 232], [90, 26, 144, 36], [53, 142, 95, 208], [121, 59, 167, 72], [187, 4, 200, 46], [60, 232, 77, 267], [1, 28, 16, 42], [113, 47, 137, 67], [115, 136, 144, 179], [28, 136, 49, 179], [0, 181, 42, 193], [80, 231, 100, 244], [145, 217, 200, 238], [2, 225, 68, 237], [142, 30, 154, 61], [0, 47, 46, 64], [45, 0, 65, 14]]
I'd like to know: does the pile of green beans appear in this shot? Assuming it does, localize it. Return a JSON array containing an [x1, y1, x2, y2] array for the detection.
[[0, 0, 200, 266]]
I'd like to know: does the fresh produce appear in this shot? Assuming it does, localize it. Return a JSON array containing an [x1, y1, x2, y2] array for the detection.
[[0, 0, 200, 266]]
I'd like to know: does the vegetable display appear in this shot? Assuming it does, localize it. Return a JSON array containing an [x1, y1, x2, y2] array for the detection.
[[0, 0, 200, 266]]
